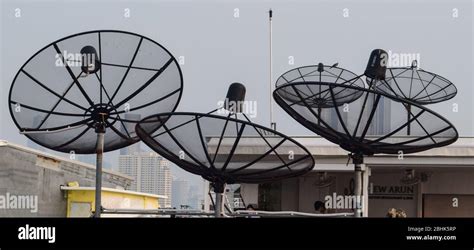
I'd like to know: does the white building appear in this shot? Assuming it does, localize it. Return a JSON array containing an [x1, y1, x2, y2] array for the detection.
[[119, 152, 172, 207], [210, 136, 474, 217]]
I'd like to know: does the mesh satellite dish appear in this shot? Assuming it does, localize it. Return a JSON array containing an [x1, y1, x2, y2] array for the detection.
[[368, 58, 457, 135], [370, 60, 457, 105], [136, 83, 315, 217], [274, 49, 458, 217], [275, 63, 365, 108], [9, 30, 183, 217]]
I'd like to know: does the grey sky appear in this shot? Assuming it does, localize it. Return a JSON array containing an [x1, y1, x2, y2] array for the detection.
[[1, 0, 473, 187]]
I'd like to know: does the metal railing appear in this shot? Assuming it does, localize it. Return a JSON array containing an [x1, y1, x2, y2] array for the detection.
[[101, 208, 354, 218]]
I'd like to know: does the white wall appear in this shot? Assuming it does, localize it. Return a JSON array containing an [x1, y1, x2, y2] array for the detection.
[[422, 170, 474, 194], [240, 184, 259, 207]]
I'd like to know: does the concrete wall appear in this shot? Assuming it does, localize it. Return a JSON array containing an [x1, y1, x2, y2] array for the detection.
[[0, 146, 132, 217]]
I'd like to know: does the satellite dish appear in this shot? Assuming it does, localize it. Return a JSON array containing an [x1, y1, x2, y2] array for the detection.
[[275, 63, 365, 108], [136, 83, 315, 217], [370, 59, 457, 105], [274, 49, 458, 217], [9, 30, 184, 217]]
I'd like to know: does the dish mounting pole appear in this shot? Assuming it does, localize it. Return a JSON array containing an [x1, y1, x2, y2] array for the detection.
[[212, 182, 225, 218], [352, 153, 364, 218], [94, 121, 106, 218]]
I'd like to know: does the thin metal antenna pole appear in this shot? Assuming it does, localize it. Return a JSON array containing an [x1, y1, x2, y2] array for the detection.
[[269, 9, 275, 130], [94, 125, 105, 218]]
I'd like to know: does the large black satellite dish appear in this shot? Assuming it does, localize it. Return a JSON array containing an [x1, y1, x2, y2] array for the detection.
[[136, 83, 315, 217], [9, 30, 183, 217]]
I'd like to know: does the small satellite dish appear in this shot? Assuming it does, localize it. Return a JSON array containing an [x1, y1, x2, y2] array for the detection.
[[275, 63, 365, 109], [365, 49, 457, 105]]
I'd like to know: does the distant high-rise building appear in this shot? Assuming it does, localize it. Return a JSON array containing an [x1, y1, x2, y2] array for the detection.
[[118, 152, 172, 207], [172, 178, 189, 208]]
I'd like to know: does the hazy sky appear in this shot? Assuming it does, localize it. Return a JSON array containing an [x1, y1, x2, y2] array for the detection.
[[1, 0, 473, 190]]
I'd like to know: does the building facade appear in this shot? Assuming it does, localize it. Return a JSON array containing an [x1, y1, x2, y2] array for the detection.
[[212, 137, 474, 217], [119, 152, 172, 207]]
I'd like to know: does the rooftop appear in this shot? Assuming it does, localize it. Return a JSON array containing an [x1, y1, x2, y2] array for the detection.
[[0, 140, 131, 180]]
